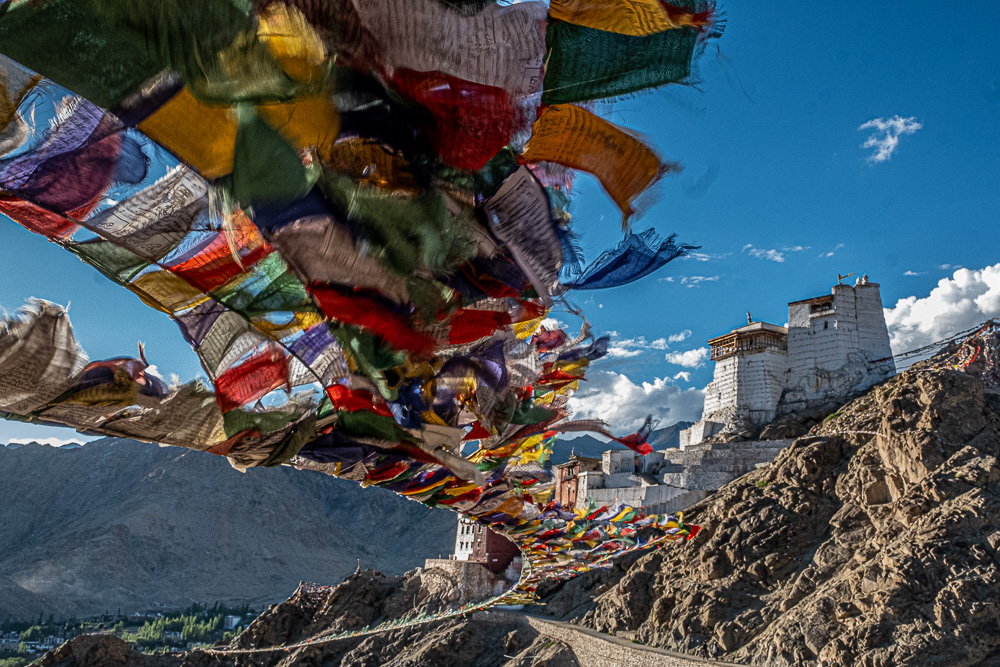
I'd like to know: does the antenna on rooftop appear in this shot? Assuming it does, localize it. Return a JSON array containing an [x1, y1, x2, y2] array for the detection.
[[837, 272, 855, 285]]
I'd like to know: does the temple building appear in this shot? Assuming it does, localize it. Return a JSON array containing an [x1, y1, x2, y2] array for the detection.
[[554, 275, 897, 521], [682, 275, 895, 447], [555, 450, 706, 516], [423, 516, 522, 601], [453, 516, 520, 575]]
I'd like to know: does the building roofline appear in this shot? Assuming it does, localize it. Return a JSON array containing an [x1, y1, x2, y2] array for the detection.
[[708, 321, 787, 343], [555, 454, 601, 468], [788, 282, 882, 306], [787, 294, 835, 307]]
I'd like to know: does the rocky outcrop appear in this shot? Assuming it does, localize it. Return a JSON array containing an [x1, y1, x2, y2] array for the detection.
[[571, 365, 1000, 665], [32, 634, 177, 667]]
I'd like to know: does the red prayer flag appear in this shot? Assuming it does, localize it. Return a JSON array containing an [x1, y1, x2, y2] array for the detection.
[[214, 345, 290, 412], [326, 384, 394, 417], [0, 196, 80, 239], [462, 421, 493, 441], [448, 308, 512, 345], [388, 69, 516, 170], [308, 282, 436, 355], [168, 227, 272, 293]]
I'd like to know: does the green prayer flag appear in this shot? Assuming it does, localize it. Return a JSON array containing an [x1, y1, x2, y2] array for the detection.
[[542, 20, 698, 104], [67, 240, 150, 284], [0, 0, 160, 108], [232, 106, 311, 208]]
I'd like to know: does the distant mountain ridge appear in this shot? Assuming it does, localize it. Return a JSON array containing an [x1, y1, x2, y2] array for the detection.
[[1, 423, 694, 621], [0, 438, 454, 620]]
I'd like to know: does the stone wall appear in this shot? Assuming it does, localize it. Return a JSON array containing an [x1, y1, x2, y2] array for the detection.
[[694, 346, 788, 446], [702, 353, 738, 415], [660, 440, 793, 490], [679, 420, 723, 449], [602, 449, 634, 475], [585, 483, 694, 515], [733, 348, 788, 422], [420, 559, 497, 605]]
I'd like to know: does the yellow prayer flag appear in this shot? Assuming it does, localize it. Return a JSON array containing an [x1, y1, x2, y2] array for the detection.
[[257, 3, 327, 82], [520, 104, 671, 222], [257, 94, 340, 163], [549, 0, 675, 36], [442, 482, 480, 496], [325, 137, 418, 192], [139, 88, 238, 180], [140, 86, 338, 180], [550, 0, 710, 35], [514, 314, 546, 339], [250, 311, 324, 340], [129, 270, 211, 314]]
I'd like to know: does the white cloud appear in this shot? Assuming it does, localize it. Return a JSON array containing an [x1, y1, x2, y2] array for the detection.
[[884, 263, 1000, 354], [568, 370, 705, 433], [742, 244, 785, 263], [742, 244, 809, 263], [683, 251, 730, 263], [606, 335, 673, 358], [820, 243, 845, 258], [668, 330, 692, 344], [680, 275, 720, 288], [903, 270, 924, 277], [939, 264, 963, 271], [673, 371, 691, 382], [540, 317, 568, 330], [659, 276, 675, 283], [606, 345, 643, 359], [859, 115, 922, 163], [9, 437, 85, 447], [664, 347, 709, 368]]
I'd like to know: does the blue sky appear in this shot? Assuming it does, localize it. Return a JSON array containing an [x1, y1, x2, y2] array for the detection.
[[1, 1, 999, 442]]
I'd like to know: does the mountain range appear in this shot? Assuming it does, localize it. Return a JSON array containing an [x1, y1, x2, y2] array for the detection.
[[0, 423, 691, 622], [0, 438, 455, 620]]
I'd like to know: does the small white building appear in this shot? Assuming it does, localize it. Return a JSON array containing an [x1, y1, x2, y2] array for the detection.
[[682, 276, 895, 447], [453, 516, 477, 561], [556, 449, 708, 517]]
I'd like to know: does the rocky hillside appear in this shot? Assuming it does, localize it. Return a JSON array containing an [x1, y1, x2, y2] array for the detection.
[[0, 438, 454, 620], [561, 360, 1000, 665], [34, 570, 576, 667], [29, 335, 1000, 666]]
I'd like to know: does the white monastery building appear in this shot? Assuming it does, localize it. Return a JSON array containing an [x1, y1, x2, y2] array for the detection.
[[682, 275, 895, 447]]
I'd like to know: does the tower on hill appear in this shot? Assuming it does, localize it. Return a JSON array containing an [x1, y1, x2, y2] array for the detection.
[[682, 276, 895, 447]]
